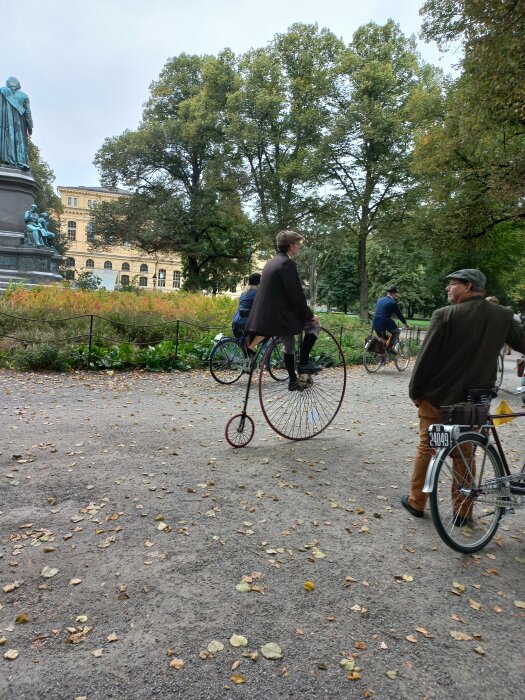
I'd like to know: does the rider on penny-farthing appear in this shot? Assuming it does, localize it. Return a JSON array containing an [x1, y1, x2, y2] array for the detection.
[[245, 230, 321, 392]]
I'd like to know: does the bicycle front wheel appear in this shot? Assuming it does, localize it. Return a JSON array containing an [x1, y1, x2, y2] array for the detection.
[[209, 338, 245, 384], [394, 341, 410, 371], [266, 339, 288, 382], [259, 328, 346, 441], [429, 433, 507, 553]]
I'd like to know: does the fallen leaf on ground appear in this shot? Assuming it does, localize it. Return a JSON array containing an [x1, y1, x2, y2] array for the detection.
[[514, 600, 525, 609], [207, 640, 224, 653], [91, 648, 103, 657], [450, 630, 472, 641], [231, 674, 246, 685], [405, 635, 417, 644], [169, 658, 185, 669], [415, 627, 433, 638], [15, 613, 29, 624], [303, 580, 315, 591], [107, 633, 118, 642], [230, 634, 248, 648], [474, 646, 486, 655], [386, 670, 397, 680], [69, 578, 82, 586], [469, 599, 482, 611], [260, 642, 282, 659], [3, 649, 19, 660], [41, 566, 59, 579]]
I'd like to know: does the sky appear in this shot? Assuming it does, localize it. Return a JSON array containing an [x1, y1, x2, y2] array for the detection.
[[1, 0, 457, 189]]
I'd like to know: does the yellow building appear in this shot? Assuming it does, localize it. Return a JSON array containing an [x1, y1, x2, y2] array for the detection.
[[57, 186, 183, 291]]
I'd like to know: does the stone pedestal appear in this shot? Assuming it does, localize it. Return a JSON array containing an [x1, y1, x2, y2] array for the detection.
[[0, 166, 62, 292]]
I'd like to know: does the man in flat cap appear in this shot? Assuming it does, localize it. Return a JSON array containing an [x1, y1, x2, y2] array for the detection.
[[371, 285, 409, 353], [402, 269, 525, 520]]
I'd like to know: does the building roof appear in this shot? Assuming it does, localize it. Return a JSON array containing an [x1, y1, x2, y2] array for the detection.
[[57, 185, 131, 196]]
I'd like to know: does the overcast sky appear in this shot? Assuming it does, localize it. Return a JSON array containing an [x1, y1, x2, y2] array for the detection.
[[1, 0, 456, 189]]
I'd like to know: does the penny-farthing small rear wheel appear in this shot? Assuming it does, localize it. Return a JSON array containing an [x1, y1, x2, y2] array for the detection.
[[225, 413, 255, 448], [258, 328, 346, 441]]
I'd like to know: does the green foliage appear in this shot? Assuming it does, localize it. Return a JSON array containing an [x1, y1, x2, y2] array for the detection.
[[10, 344, 71, 372], [75, 271, 102, 291], [27, 142, 66, 256], [317, 245, 359, 312]]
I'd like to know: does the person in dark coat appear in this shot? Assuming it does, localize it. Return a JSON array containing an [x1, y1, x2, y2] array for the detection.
[[372, 286, 409, 352], [245, 230, 321, 391], [401, 268, 525, 521], [231, 273, 261, 338]]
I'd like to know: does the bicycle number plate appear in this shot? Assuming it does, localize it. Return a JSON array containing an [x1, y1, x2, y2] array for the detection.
[[429, 425, 451, 449]]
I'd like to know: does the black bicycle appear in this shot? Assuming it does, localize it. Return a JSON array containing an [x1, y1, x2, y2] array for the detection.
[[363, 329, 410, 373], [209, 335, 286, 385], [424, 390, 525, 553]]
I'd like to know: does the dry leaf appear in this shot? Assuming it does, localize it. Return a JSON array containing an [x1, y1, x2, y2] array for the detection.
[[405, 635, 417, 644], [41, 566, 59, 579], [347, 671, 361, 680], [107, 633, 119, 642], [514, 600, 525, 609], [230, 674, 246, 685], [452, 581, 465, 594], [260, 642, 282, 659], [450, 630, 472, 641], [474, 646, 486, 655], [15, 613, 29, 624], [386, 670, 397, 680], [231, 660, 241, 671], [355, 641, 367, 650], [469, 599, 482, 611], [303, 580, 315, 591], [69, 578, 82, 586], [169, 658, 185, 670], [3, 649, 19, 660], [207, 640, 224, 654], [3, 581, 21, 593], [91, 648, 103, 657], [230, 634, 248, 648]]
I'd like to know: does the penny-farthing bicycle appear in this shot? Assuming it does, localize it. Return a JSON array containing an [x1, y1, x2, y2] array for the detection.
[[225, 327, 346, 447]]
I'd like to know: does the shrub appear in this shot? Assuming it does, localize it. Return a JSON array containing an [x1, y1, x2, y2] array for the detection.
[[10, 344, 72, 372]]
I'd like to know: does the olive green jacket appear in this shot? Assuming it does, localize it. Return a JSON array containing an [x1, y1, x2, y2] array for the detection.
[[409, 297, 525, 406]]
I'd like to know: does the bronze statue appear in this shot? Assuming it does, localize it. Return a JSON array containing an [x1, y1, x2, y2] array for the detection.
[[0, 76, 33, 170]]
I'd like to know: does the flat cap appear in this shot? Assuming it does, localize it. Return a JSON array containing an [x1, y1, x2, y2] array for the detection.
[[446, 268, 486, 288]]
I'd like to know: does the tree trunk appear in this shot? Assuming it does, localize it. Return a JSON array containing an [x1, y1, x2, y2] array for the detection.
[[183, 257, 201, 291], [358, 227, 368, 321]]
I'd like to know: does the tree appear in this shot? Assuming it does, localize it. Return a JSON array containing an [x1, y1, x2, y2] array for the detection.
[[28, 142, 66, 255], [316, 244, 359, 313], [226, 24, 344, 245], [92, 51, 257, 291], [324, 20, 444, 320], [75, 271, 102, 291]]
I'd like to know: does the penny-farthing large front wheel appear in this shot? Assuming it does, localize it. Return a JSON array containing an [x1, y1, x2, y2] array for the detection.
[[258, 328, 346, 441]]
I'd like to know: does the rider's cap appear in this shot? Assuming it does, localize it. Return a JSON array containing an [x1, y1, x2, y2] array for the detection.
[[387, 286, 398, 293], [446, 268, 486, 288]]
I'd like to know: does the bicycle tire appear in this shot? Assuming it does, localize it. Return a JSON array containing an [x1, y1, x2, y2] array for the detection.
[[209, 338, 245, 385], [363, 345, 384, 373], [225, 413, 255, 448], [429, 432, 507, 553], [394, 341, 410, 371], [258, 328, 346, 441]]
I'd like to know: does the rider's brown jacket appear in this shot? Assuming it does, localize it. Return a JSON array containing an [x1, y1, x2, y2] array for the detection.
[[409, 297, 525, 407]]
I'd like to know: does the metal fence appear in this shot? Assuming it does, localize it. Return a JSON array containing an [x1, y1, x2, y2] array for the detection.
[[0, 311, 424, 370]]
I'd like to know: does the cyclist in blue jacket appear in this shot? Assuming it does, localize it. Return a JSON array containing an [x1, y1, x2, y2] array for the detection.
[[232, 273, 261, 338], [372, 285, 409, 352]]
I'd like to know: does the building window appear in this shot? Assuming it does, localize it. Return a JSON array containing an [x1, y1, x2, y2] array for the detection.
[[140, 264, 148, 273], [121, 262, 130, 271], [65, 270, 75, 281], [85, 259, 94, 268], [87, 199, 98, 208], [173, 271, 181, 289], [67, 221, 76, 241], [86, 223, 95, 242], [66, 257, 75, 268], [67, 196, 78, 207], [158, 269, 166, 288], [121, 275, 130, 287], [139, 276, 147, 287], [104, 261, 113, 270]]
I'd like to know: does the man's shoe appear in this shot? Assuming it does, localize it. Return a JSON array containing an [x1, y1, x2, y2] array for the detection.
[[452, 512, 473, 527], [401, 495, 424, 519], [288, 378, 306, 392], [297, 360, 323, 374]]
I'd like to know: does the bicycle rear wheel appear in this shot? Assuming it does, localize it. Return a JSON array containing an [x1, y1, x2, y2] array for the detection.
[[429, 433, 507, 553], [209, 338, 245, 384], [394, 340, 410, 371], [259, 328, 346, 441], [363, 344, 384, 373]]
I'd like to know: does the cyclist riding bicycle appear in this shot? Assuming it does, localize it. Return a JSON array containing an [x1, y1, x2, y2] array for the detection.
[[232, 273, 261, 339], [371, 285, 409, 353]]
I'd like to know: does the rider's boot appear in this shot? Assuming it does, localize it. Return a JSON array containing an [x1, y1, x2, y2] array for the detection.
[[297, 333, 322, 374], [284, 353, 305, 392]]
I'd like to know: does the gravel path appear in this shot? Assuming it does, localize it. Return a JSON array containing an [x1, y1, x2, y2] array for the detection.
[[0, 356, 523, 700]]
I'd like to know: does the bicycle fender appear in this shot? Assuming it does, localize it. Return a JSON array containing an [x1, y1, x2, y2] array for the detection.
[[422, 430, 489, 494]]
